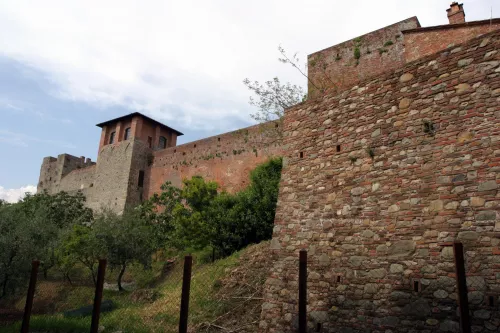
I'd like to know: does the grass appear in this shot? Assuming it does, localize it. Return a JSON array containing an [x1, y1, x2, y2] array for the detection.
[[1, 249, 242, 333]]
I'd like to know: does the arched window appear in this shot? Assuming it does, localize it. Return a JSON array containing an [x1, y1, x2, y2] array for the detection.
[[109, 131, 116, 144], [158, 136, 167, 149], [124, 127, 131, 140]]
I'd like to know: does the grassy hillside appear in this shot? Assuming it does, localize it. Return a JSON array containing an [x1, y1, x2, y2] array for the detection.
[[0, 241, 272, 333]]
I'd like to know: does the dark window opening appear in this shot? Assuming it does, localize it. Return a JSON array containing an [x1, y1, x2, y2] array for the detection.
[[275, 123, 279, 128], [194, 144, 197, 148], [109, 131, 116, 144], [218, 137, 220, 142], [124, 127, 131, 140], [316, 323, 322, 332], [299, 152, 304, 158], [336, 145, 341, 152], [183, 152, 186, 156], [174, 149, 177, 153], [336, 275, 341, 283], [147, 136, 152, 148], [49, 177, 52, 181], [413, 280, 420, 292], [488, 295, 496, 307], [159, 136, 167, 149], [89, 183, 94, 188], [138, 170, 145, 187]]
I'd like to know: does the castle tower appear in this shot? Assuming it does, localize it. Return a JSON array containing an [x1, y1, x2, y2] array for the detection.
[[37, 112, 183, 213]]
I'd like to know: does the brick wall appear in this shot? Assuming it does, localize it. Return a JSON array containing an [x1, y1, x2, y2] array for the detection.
[[307, 17, 420, 98], [261, 29, 500, 332], [404, 20, 500, 63], [146, 123, 283, 197]]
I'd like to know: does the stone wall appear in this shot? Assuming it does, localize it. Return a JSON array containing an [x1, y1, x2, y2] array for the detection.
[[38, 154, 95, 195], [307, 17, 420, 98], [146, 123, 283, 197], [261, 29, 500, 332], [403, 20, 500, 63]]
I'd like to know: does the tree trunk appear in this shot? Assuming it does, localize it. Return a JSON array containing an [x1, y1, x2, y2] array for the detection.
[[65, 273, 73, 286], [1, 277, 8, 298], [91, 268, 97, 287], [117, 263, 126, 291]]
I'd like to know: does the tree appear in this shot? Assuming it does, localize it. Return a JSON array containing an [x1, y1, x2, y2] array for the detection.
[[207, 157, 283, 255], [242, 77, 304, 143], [58, 224, 102, 285], [136, 181, 182, 249], [21, 191, 94, 277], [0, 191, 93, 297], [170, 176, 219, 251], [93, 210, 155, 291]]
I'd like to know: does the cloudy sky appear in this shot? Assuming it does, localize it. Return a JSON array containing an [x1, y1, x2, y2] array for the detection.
[[0, 0, 496, 202]]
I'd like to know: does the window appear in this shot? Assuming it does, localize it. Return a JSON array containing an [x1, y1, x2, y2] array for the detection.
[[148, 136, 152, 148], [109, 131, 116, 144], [124, 127, 131, 140], [158, 136, 167, 149], [138, 170, 145, 187]]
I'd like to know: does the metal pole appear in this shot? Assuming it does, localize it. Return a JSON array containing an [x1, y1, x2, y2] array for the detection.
[[20, 260, 40, 333], [179, 255, 192, 333], [453, 242, 471, 333], [299, 250, 307, 333], [90, 259, 107, 333]]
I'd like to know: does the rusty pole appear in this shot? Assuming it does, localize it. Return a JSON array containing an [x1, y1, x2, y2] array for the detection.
[[179, 255, 192, 333], [90, 259, 107, 333], [453, 242, 471, 333], [21, 260, 40, 333], [299, 249, 307, 333]]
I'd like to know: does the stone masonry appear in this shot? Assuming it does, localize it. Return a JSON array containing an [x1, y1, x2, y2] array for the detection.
[[260, 29, 500, 332]]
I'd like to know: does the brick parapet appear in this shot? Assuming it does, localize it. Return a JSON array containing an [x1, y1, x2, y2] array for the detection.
[[147, 122, 283, 196], [261, 28, 500, 332]]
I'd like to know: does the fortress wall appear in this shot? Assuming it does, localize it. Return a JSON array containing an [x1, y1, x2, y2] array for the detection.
[[307, 17, 420, 98], [87, 139, 139, 213], [261, 29, 500, 332], [58, 165, 96, 194], [146, 123, 283, 197], [404, 20, 500, 63], [37, 154, 95, 195]]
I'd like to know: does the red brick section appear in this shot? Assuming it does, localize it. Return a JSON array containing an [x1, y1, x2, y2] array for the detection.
[[260, 29, 500, 332], [403, 20, 500, 63], [307, 17, 420, 99], [145, 124, 283, 198]]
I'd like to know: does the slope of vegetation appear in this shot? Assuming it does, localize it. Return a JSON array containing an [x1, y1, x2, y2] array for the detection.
[[1, 241, 272, 333], [0, 157, 281, 332]]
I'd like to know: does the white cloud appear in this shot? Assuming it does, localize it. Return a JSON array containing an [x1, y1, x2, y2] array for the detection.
[[0, 185, 36, 203], [0, 130, 76, 149], [0, 0, 496, 130]]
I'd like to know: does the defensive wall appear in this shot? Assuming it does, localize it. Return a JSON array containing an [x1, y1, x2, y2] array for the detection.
[[146, 123, 282, 197], [308, 5, 500, 99], [307, 17, 420, 98], [261, 29, 500, 332], [38, 122, 282, 213]]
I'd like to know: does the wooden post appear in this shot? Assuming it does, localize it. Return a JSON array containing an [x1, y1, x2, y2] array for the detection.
[[299, 250, 307, 333], [179, 255, 192, 333], [453, 242, 471, 333], [20, 260, 40, 333], [90, 259, 107, 333]]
